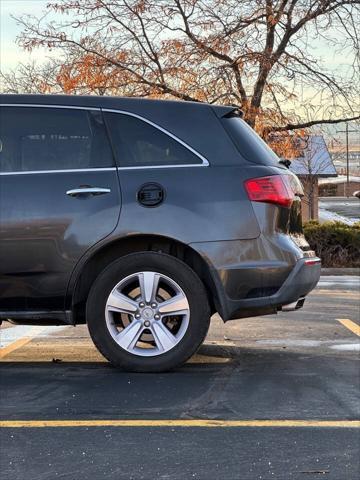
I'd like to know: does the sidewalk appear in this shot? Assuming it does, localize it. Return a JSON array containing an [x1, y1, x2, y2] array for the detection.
[[321, 268, 359, 276]]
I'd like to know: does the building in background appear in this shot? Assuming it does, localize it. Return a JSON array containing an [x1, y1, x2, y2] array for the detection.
[[289, 136, 337, 221], [328, 142, 360, 177], [319, 175, 360, 197]]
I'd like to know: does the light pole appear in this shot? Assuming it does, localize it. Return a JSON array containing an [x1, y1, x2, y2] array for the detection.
[[336, 123, 357, 197]]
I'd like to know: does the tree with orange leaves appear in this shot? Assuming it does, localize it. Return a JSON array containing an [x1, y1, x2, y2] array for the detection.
[[1, 0, 359, 152]]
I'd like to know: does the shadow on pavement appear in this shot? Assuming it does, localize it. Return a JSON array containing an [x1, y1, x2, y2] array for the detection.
[[1, 344, 359, 422]]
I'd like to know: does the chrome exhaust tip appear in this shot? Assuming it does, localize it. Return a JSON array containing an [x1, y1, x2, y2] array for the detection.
[[281, 297, 305, 312]]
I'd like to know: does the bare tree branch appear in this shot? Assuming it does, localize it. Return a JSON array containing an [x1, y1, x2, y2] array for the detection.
[[270, 115, 360, 132], [1, 0, 358, 138]]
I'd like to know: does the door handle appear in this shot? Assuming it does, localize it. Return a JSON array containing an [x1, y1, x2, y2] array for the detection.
[[66, 187, 111, 197]]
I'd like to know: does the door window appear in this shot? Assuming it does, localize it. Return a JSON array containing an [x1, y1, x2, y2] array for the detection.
[[105, 112, 203, 167], [0, 106, 114, 172]]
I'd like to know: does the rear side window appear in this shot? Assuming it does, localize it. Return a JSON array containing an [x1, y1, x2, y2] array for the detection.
[[105, 112, 203, 167], [222, 115, 279, 166], [0, 106, 114, 172]]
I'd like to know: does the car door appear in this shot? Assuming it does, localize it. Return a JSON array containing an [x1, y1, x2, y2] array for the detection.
[[0, 104, 121, 312]]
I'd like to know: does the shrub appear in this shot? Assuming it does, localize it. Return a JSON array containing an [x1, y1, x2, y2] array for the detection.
[[303, 221, 360, 267]]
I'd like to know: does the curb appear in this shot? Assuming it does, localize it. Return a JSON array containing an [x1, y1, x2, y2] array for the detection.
[[321, 268, 360, 276]]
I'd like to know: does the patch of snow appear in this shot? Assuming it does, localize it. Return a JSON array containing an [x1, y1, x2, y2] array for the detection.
[[330, 343, 360, 351], [256, 339, 323, 347], [319, 276, 360, 283], [319, 175, 360, 185], [318, 276, 360, 289], [0, 324, 68, 348], [318, 208, 358, 225]]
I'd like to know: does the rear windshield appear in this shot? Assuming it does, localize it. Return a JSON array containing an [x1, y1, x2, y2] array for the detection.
[[222, 116, 279, 166]]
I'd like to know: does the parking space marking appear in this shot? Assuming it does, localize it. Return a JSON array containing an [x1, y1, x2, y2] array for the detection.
[[188, 354, 231, 364], [337, 319, 360, 337], [0, 326, 48, 359], [1, 419, 359, 429], [312, 290, 359, 298]]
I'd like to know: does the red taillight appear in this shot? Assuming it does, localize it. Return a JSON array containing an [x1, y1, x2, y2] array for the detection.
[[304, 258, 321, 266], [244, 175, 294, 208]]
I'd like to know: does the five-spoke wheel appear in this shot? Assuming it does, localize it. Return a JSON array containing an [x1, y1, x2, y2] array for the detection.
[[86, 252, 210, 372], [105, 272, 190, 356]]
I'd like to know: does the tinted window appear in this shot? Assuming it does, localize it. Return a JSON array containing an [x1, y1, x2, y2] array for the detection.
[[222, 115, 279, 166], [105, 112, 202, 167], [0, 107, 114, 172]]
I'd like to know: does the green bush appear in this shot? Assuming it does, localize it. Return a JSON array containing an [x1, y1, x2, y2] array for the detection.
[[303, 221, 360, 267]]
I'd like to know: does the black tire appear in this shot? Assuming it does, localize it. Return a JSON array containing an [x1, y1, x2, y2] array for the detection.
[[86, 252, 211, 372]]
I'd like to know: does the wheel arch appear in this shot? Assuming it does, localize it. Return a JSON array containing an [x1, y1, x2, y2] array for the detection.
[[70, 234, 218, 324]]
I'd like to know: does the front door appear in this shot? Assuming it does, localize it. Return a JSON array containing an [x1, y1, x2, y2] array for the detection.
[[0, 105, 121, 312]]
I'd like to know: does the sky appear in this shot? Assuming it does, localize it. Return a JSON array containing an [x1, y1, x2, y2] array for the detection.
[[1, 0, 359, 146], [1, 1, 353, 74], [0, 0, 53, 70]]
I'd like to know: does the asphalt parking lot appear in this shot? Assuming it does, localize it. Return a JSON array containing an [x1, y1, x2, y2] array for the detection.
[[1, 276, 359, 480]]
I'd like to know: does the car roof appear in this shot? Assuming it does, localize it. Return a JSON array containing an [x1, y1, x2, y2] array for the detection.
[[0, 94, 236, 118]]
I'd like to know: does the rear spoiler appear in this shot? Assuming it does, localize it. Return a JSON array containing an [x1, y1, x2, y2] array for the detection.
[[211, 105, 243, 119]]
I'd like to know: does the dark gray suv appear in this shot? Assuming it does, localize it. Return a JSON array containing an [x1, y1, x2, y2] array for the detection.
[[0, 95, 320, 371]]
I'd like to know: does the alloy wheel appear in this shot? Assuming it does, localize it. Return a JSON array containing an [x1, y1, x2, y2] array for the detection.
[[105, 271, 190, 356]]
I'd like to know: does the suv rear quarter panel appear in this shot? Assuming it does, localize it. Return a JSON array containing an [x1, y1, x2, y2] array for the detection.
[[114, 166, 261, 243]]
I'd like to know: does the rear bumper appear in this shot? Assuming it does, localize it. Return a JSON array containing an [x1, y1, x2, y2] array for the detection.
[[219, 257, 321, 320]]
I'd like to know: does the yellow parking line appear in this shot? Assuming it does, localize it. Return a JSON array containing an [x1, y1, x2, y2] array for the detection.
[[337, 319, 360, 337], [0, 419, 359, 429], [189, 354, 231, 364], [314, 290, 359, 297], [0, 326, 48, 359]]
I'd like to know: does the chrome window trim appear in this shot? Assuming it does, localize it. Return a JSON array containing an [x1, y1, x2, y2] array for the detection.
[[116, 164, 205, 170], [102, 108, 209, 167], [0, 168, 117, 176], [0, 103, 100, 111]]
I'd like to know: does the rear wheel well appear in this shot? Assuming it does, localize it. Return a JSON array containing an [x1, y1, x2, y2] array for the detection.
[[71, 235, 217, 324]]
